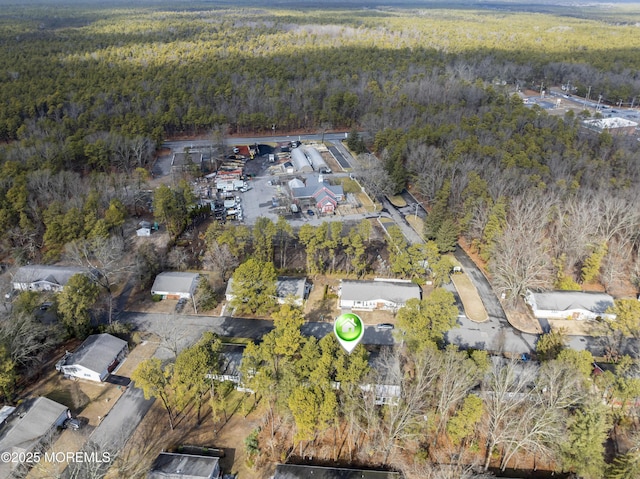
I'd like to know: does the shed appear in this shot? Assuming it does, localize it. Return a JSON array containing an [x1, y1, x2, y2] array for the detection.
[[56, 333, 128, 382], [151, 272, 200, 300]]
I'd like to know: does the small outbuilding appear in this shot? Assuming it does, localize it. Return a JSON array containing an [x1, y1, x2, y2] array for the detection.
[[151, 272, 200, 300], [524, 289, 616, 321], [147, 452, 221, 479], [56, 333, 128, 382]]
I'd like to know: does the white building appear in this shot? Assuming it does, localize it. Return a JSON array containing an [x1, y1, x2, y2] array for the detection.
[[339, 279, 421, 311], [524, 289, 616, 321], [56, 333, 128, 382], [12, 265, 92, 293], [151, 272, 200, 300]]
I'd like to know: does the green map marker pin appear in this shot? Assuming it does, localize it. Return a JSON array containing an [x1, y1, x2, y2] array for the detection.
[[334, 312, 364, 354]]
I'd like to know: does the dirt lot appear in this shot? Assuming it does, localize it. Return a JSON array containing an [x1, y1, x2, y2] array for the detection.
[[105, 386, 268, 479]]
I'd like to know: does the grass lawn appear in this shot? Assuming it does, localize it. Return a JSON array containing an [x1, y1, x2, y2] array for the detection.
[[388, 195, 407, 207], [451, 273, 488, 322]]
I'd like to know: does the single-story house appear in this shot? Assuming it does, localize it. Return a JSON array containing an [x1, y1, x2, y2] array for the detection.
[[339, 279, 421, 311], [0, 397, 69, 478], [524, 289, 616, 321], [276, 277, 311, 306], [56, 333, 128, 382], [147, 452, 221, 479], [225, 276, 309, 306], [363, 348, 402, 406], [273, 464, 401, 479], [207, 345, 247, 390], [151, 272, 200, 300], [12, 265, 92, 293]]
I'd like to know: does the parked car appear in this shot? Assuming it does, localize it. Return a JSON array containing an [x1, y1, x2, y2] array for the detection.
[[175, 298, 187, 313], [307, 209, 315, 216], [63, 417, 81, 430], [375, 323, 394, 331], [40, 302, 53, 311]]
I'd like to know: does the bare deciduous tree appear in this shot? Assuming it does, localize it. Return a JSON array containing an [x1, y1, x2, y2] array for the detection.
[[65, 235, 132, 323], [481, 358, 538, 471], [490, 196, 554, 305], [354, 153, 396, 199]]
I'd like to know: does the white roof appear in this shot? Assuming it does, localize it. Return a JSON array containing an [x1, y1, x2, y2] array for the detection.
[[341, 280, 421, 303], [528, 290, 614, 315], [151, 272, 199, 295], [304, 146, 328, 171], [584, 117, 638, 129]]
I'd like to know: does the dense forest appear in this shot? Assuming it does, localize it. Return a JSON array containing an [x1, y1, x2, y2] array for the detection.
[[3, 1, 640, 477]]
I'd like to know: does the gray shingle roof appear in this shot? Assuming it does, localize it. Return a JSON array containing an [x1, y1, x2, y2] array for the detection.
[[276, 277, 307, 300], [13, 265, 90, 288], [0, 397, 67, 454], [340, 280, 421, 304], [64, 334, 127, 374], [151, 272, 199, 295]]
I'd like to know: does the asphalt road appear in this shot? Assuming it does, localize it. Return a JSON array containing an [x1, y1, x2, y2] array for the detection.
[[442, 248, 538, 355], [62, 385, 155, 478], [121, 312, 394, 360]]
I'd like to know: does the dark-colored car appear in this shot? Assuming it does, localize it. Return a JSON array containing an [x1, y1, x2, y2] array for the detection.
[[63, 418, 81, 430], [307, 209, 315, 216], [175, 298, 187, 313]]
